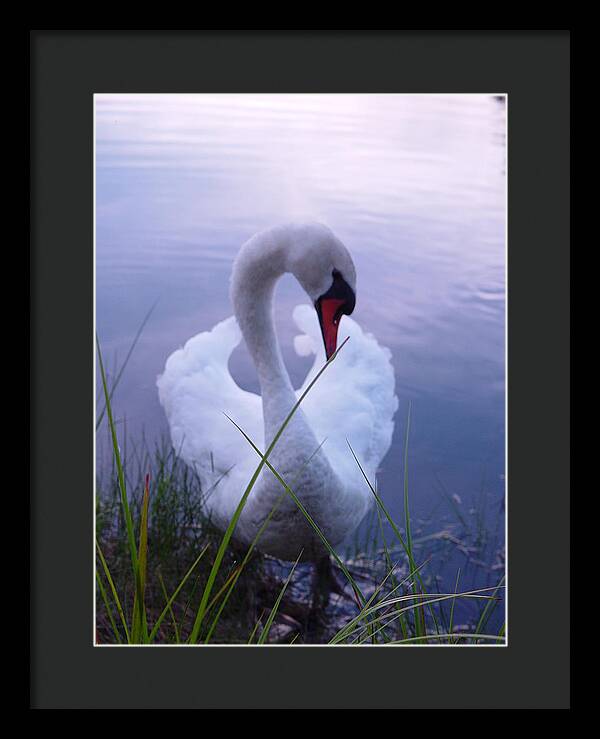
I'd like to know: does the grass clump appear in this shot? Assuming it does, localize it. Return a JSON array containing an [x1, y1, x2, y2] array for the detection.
[[96, 446, 268, 644], [96, 333, 505, 646]]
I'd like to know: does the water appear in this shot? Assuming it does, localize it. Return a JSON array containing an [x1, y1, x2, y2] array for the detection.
[[96, 94, 506, 631]]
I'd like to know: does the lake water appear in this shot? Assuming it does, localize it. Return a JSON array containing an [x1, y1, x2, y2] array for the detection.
[[96, 94, 506, 630]]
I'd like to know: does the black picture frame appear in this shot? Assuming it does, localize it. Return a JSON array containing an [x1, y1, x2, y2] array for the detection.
[[30, 30, 570, 709]]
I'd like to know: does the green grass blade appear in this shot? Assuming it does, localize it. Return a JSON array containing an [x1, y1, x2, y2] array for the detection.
[[248, 611, 264, 645], [375, 504, 407, 641], [157, 569, 180, 643], [448, 568, 461, 644], [403, 401, 413, 556], [348, 429, 443, 639], [204, 442, 329, 644], [346, 439, 438, 636], [95, 539, 130, 643], [204, 565, 244, 617], [95, 569, 122, 644], [497, 621, 506, 643], [226, 415, 366, 608], [180, 570, 204, 634], [188, 337, 350, 644], [96, 336, 143, 627], [132, 473, 150, 642], [147, 543, 210, 643], [474, 575, 505, 635], [257, 551, 303, 644], [204, 492, 287, 644], [328, 558, 431, 644], [96, 300, 157, 431], [344, 589, 499, 644], [386, 633, 502, 645], [345, 442, 412, 568], [400, 400, 425, 638]]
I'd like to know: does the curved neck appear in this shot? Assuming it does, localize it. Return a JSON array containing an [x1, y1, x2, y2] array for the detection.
[[230, 230, 297, 442]]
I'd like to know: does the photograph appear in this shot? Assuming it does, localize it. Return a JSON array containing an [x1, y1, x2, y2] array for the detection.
[[94, 93, 507, 646]]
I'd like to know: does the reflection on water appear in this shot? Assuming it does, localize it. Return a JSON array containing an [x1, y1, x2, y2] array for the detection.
[[96, 94, 506, 628]]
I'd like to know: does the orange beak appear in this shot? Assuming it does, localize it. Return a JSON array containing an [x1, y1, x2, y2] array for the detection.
[[316, 297, 346, 360]]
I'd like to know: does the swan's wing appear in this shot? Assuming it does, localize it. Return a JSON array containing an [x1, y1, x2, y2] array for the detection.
[[293, 304, 398, 487], [156, 316, 262, 520]]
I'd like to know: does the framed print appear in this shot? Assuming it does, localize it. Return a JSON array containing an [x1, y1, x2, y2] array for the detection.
[[30, 30, 570, 709]]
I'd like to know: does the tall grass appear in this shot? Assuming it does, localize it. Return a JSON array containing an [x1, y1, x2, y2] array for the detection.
[[96, 332, 505, 646]]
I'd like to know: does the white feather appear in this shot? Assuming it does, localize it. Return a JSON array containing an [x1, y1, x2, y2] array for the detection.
[[292, 304, 398, 488]]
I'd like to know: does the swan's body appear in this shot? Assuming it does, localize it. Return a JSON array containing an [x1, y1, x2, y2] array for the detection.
[[157, 223, 398, 561]]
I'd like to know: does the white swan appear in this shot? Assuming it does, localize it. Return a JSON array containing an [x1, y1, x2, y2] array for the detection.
[[157, 223, 398, 562]]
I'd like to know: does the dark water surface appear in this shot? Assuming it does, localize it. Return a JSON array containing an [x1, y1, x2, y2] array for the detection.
[[96, 94, 506, 631]]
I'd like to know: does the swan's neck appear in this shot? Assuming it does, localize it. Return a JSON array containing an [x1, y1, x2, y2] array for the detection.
[[230, 231, 298, 442]]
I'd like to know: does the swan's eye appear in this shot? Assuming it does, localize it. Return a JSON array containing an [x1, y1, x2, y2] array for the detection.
[[323, 270, 355, 316]]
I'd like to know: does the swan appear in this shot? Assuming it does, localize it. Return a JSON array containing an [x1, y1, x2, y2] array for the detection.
[[157, 223, 398, 564]]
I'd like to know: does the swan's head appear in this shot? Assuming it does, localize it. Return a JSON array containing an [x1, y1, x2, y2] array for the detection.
[[287, 224, 357, 360]]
